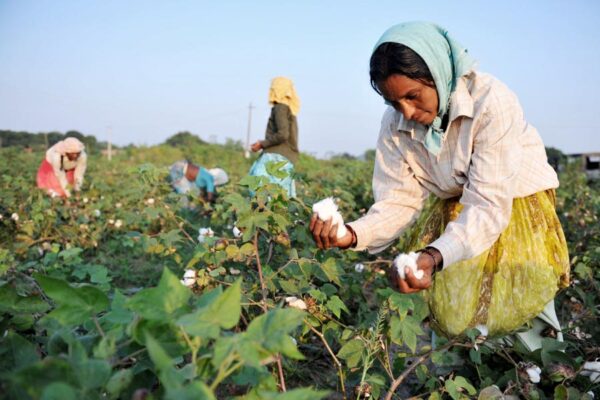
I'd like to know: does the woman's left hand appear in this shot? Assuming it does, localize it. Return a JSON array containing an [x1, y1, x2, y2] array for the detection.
[[389, 253, 435, 293]]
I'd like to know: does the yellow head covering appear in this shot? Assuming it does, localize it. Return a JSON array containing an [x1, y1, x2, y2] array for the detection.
[[268, 77, 300, 116]]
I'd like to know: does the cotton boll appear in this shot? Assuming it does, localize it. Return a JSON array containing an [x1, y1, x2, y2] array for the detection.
[[180, 278, 196, 287], [393, 252, 424, 280], [232, 226, 242, 238], [312, 197, 347, 239], [581, 361, 600, 383], [108, 219, 115, 225], [115, 202, 122, 208], [114, 219, 123, 228], [83, 197, 89, 204], [198, 227, 215, 243], [475, 324, 489, 337], [93, 209, 101, 217], [355, 263, 365, 273], [285, 296, 308, 310], [587, 391, 595, 399], [526, 365, 542, 383], [183, 269, 196, 279], [230, 268, 241, 275], [146, 198, 155, 205], [11, 213, 18, 222]]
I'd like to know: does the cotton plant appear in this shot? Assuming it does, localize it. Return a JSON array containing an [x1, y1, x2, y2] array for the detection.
[[312, 197, 347, 238], [393, 252, 424, 280], [232, 226, 242, 238], [11, 213, 19, 222]]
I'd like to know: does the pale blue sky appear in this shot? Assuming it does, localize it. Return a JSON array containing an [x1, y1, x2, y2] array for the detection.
[[1, 0, 599, 156]]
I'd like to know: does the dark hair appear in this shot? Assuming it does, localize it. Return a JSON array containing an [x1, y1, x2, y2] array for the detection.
[[370, 42, 435, 95]]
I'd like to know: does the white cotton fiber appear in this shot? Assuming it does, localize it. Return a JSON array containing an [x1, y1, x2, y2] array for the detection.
[[393, 252, 424, 280], [312, 197, 347, 239]]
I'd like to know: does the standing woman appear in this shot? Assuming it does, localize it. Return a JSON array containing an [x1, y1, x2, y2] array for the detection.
[[249, 77, 300, 197], [310, 22, 569, 349], [36, 137, 87, 198]]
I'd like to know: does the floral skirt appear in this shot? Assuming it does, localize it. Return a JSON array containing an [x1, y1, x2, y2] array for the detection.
[[248, 153, 296, 197], [405, 189, 570, 338]]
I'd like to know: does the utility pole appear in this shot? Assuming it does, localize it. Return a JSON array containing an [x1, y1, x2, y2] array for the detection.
[[245, 102, 254, 159], [107, 126, 112, 161]]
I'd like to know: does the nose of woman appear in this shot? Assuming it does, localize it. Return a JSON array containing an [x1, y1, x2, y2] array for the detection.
[[398, 100, 417, 121]]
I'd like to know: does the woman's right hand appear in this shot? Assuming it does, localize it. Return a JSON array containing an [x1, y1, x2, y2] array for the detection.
[[250, 141, 263, 152], [309, 214, 354, 249]]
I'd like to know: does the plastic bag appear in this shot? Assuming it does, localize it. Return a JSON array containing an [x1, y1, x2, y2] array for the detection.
[[404, 189, 569, 337]]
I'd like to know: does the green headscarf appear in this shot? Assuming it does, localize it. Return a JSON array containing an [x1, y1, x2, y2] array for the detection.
[[373, 22, 476, 156]]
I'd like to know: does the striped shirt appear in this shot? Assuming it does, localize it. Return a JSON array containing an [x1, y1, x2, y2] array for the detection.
[[347, 71, 558, 268]]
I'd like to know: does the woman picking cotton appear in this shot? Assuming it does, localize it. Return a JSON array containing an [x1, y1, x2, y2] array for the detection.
[[249, 77, 300, 197], [169, 160, 228, 204], [310, 22, 569, 350], [36, 137, 87, 199]]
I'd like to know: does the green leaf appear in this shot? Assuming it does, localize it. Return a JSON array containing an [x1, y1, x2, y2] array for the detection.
[[453, 376, 476, 395], [248, 388, 329, 400], [40, 382, 77, 400], [390, 315, 424, 353], [177, 280, 241, 338], [337, 338, 364, 368], [74, 359, 111, 390], [477, 385, 504, 400], [35, 274, 109, 326], [325, 296, 349, 318], [0, 331, 40, 370], [0, 285, 50, 314], [223, 192, 251, 214], [445, 379, 461, 400], [316, 258, 343, 285], [387, 292, 414, 318], [245, 308, 305, 360], [145, 333, 184, 389], [127, 268, 191, 321], [106, 369, 133, 397], [553, 384, 568, 400], [165, 382, 216, 400], [103, 290, 134, 324], [540, 338, 568, 366]]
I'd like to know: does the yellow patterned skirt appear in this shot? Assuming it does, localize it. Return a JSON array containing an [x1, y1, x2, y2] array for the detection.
[[405, 189, 570, 338]]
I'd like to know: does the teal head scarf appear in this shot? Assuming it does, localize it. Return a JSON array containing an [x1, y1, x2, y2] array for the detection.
[[373, 22, 476, 155]]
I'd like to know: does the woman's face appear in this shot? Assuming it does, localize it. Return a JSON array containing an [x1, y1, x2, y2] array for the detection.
[[376, 74, 439, 125], [65, 152, 81, 161]]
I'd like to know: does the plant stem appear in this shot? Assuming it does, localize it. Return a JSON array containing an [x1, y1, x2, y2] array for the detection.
[[384, 337, 460, 400], [254, 231, 287, 392], [308, 323, 347, 400], [92, 315, 106, 338]]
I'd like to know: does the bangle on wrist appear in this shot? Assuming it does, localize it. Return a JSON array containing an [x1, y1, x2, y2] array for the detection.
[[345, 224, 357, 249], [418, 247, 443, 272]]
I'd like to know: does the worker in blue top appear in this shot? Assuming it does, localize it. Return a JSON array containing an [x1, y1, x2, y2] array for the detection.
[[169, 160, 228, 203]]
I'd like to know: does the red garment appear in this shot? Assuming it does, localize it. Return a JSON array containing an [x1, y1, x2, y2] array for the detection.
[[36, 159, 75, 198]]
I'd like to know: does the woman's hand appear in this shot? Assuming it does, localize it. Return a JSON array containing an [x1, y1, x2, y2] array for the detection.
[[309, 214, 354, 249], [389, 252, 435, 293], [250, 141, 263, 152]]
